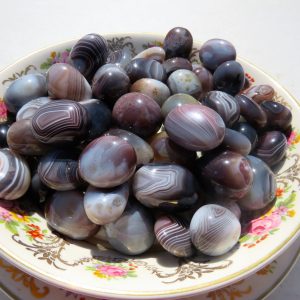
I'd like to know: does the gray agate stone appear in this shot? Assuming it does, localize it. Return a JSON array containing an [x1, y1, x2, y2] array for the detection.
[[190, 204, 241, 256], [239, 155, 277, 211], [104, 201, 155, 255], [167, 69, 202, 97], [133, 163, 199, 211], [84, 183, 129, 225], [4, 74, 47, 113]]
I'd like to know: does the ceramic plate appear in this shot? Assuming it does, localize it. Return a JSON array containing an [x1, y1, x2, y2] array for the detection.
[[0, 238, 299, 300], [0, 33, 299, 299]]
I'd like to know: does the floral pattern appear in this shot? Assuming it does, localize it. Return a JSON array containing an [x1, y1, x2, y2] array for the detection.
[[240, 187, 297, 248], [288, 129, 300, 150], [86, 261, 138, 279], [40, 49, 71, 70], [0, 98, 7, 122], [0, 201, 46, 239], [256, 261, 277, 276]]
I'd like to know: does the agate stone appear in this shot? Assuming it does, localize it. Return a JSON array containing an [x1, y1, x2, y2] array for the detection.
[[104, 201, 155, 255], [79, 136, 136, 188], [190, 204, 241, 256], [164, 104, 225, 151]]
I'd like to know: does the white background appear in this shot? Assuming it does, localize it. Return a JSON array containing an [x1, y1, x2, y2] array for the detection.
[[0, 0, 299, 299]]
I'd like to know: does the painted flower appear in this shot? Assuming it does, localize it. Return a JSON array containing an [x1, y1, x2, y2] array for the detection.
[[247, 214, 282, 236], [97, 265, 128, 277], [288, 130, 300, 146], [287, 209, 296, 217], [12, 213, 30, 223], [272, 206, 288, 216], [26, 224, 44, 239], [0, 100, 7, 121], [0, 209, 13, 222], [276, 187, 284, 198]]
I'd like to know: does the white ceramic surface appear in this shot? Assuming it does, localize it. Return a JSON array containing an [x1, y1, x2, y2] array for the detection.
[[0, 33, 299, 299]]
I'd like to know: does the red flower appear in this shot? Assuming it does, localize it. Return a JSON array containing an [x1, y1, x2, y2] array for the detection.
[[26, 224, 43, 239], [0, 100, 7, 121]]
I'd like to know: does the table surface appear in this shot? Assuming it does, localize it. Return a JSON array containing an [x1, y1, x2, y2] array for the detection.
[[0, 0, 299, 299]]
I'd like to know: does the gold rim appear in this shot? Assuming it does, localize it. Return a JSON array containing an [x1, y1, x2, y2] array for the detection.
[[0, 33, 299, 299], [0, 240, 299, 300]]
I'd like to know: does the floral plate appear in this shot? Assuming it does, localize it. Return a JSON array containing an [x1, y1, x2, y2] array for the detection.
[[0, 237, 299, 300], [0, 33, 300, 299]]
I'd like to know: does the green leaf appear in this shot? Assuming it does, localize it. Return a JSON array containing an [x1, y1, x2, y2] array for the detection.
[[239, 235, 252, 243], [5, 222, 19, 234], [281, 216, 287, 221], [252, 235, 260, 241], [30, 217, 40, 222], [286, 203, 294, 209], [42, 229, 48, 234], [85, 266, 95, 271], [9, 220, 20, 227], [281, 192, 297, 207], [269, 228, 280, 234], [127, 273, 137, 277], [0, 220, 5, 224]]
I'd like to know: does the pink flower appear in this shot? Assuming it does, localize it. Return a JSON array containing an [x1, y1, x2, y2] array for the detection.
[[272, 206, 288, 216], [0, 208, 13, 221], [98, 265, 128, 277], [247, 214, 282, 236], [288, 131, 296, 145]]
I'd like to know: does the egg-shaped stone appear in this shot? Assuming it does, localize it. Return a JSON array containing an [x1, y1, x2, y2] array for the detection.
[[190, 204, 241, 256], [252, 131, 287, 167], [239, 155, 276, 211], [220, 128, 251, 156], [202, 91, 240, 127], [79, 99, 112, 141], [70, 33, 109, 81], [243, 84, 275, 104], [84, 183, 129, 225], [205, 196, 241, 219], [125, 58, 166, 83], [105, 128, 153, 165], [104, 200, 155, 255], [45, 190, 99, 240], [162, 57, 192, 76], [167, 69, 202, 97], [163, 27, 193, 59], [106, 48, 132, 69], [4, 74, 47, 113], [154, 215, 194, 257], [133, 46, 165, 63], [92, 64, 130, 105], [16, 97, 51, 121], [164, 104, 225, 151], [47, 63, 92, 101], [130, 78, 170, 106], [261, 101, 292, 131], [199, 39, 236, 72], [213, 61, 245, 96], [7, 119, 51, 156], [112, 92, 163, 138], [193, 66, 214, 99], [235, 94, 267, 129], [31, 99, 88, 144], [133, 163, 199, 211], [200, 151, 253, 199], [79, 135, 136, 188], [148, 131, 196, 166], [0, 148, 31, 200], [38, 150, 83, 191], [161, 94, 199, 118], [232, 122, 258, 150]]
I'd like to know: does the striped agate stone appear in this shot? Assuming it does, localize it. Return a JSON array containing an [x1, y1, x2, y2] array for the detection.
[[190, 204, 241, 256], [47, 63, 92, 101], [31, 100, 88, 144], [202, 91, 240, 127], [154, 215, 194, 257], [38, 150, 83, 191], [0, 148, 31, 200], [164, 104, 225, 151], [133, 163, 199, 211], [70, 33, 109, 81]]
